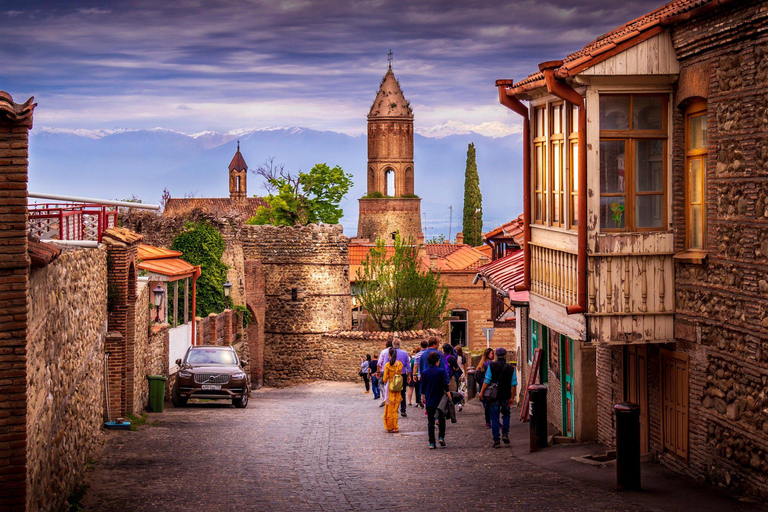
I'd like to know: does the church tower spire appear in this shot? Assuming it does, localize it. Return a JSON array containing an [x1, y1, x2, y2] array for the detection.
[[228, 140, 247, 201], [357, 59, 422, 243]]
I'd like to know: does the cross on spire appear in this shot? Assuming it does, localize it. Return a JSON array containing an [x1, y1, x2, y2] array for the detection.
[[388, 49, 393, 69], [237, 139, 240, 151]]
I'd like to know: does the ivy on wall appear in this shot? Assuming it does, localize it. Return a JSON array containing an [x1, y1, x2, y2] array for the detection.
[[171, 221, 228, 318]]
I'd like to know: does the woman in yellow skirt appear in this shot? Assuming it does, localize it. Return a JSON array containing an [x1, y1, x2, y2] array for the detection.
[[382, 346, 403, 433]]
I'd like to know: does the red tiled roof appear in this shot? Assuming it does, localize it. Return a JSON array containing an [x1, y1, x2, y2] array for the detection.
[[349, 244, 397, 265], [138, 257, 196, 278], [424, 243, 464, 257], [423, 245, 488, 272], [505, 0, 725, 94], [324, 328, 444, 340], [102, 227, 142, 245], [137, 244, 182, 261], [484, 214, 524, 246], [476, 249, 525, 296], [164, 197, 267, 220], [0, 91, 36, 123]]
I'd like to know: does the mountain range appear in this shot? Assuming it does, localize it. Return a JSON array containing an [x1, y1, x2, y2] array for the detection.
[[28, 127, 522, 239]]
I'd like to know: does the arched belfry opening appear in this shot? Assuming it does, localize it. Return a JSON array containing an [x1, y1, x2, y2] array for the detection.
[[385, 169, 395, 197], [229, 140, 248, 201]]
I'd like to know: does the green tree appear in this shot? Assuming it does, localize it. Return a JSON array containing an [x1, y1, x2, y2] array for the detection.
[[355, 234, 449, 332], [248, 159, 353, 226], [171, 221, 228, 317], [462, 142, 483, 246]]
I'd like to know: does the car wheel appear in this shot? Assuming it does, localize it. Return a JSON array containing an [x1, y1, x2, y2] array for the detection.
[[171, 386, 188, 408], [233, 390, 249, 409]]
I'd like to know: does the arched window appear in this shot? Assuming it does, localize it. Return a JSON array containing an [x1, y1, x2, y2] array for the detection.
[[236, 176, 241, 191], [385, 168, 395, 197]]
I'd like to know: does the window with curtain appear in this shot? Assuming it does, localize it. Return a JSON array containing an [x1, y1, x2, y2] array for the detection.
[[685, 100, 707, 250], [599, 94, 668, 231]]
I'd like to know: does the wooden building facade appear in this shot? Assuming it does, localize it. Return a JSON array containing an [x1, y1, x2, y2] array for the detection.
[[496, 0, 768, 495]]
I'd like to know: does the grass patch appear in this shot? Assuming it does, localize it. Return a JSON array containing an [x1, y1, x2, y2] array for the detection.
[[67, 483, 88, 512], [126, 412, 148, 431]]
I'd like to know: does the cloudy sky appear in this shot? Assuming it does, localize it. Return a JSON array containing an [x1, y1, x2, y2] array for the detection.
[[2, 0, 665, 138]]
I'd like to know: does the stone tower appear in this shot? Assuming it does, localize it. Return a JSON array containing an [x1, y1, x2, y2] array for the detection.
[[357, 61, 422, 243], [229, 141, 247, 200]]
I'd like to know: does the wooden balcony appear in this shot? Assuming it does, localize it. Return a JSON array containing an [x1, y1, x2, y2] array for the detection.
[[530, 242, 578, 306]]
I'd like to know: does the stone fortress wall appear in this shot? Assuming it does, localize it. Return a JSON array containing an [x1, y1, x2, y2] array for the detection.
[[357, 197, 422, 243], [26, 246, 108, 512]]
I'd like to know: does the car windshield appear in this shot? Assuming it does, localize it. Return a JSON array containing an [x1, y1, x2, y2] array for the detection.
[[186, 349, 236, 365]]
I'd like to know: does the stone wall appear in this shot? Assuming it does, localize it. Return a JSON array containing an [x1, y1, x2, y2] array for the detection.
[[132, 280, 150, 413], [26, 246, 108, 512], [357, 197, 422, 243], [196, 309, 242, 346], [241, 224, 351, 386], [321, 329, 445, 381], [668, 0, 768, 497]]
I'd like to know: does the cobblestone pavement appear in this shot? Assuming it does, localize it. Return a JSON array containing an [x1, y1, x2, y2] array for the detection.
[[82, 382, 748, 511]]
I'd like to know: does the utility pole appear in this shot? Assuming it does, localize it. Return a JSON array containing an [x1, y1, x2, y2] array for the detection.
[[448, 205, 453, 242], [422, 212, 427, 241]]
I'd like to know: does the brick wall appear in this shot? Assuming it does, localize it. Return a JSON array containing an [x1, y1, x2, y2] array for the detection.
[[0, 92, 34, 511], [668, 0, 768, 497], [196, 309, 241, 346], [26, 247, 108, 512], [357, 197, 422, 243]]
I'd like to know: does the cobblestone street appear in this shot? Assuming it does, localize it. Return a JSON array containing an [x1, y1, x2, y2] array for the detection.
[[83, 382, 763, 512]]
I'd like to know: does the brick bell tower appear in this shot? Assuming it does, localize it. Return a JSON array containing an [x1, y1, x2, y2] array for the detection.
[[229, 140, 247, 201], [357, 53, 422, 243]]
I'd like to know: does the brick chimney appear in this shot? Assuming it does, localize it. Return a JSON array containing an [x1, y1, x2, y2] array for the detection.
[[429, 254, 438, 271], [455, 232, 464, 245], [0, 91, 36, 510]]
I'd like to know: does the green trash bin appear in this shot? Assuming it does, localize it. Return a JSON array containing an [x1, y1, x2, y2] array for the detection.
[[147, 375, 168, 413]]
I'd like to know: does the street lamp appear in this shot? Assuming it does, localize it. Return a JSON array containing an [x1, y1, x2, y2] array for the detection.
[[152, 285, 165, 323], [223, 281, 232, 307]]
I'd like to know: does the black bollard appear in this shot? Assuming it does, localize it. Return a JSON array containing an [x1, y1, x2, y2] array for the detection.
[[466, 371, 476, 400], [528, 384, 548, 452], [614, 403, 641, 491]]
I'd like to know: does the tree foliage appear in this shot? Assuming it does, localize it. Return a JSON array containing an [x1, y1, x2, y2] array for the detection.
[[248, 158, 353, 226], [171, 221, 228, 318], [462, 142, 483, 246], [355, 235, 449, 332]]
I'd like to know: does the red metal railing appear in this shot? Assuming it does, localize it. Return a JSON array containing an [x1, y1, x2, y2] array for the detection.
[[27, 203, 118, 242]]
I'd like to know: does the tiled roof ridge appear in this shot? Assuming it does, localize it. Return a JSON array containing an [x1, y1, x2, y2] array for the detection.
[[323, 328, 445, 340], [506, 0, 724, 92], [0, 91, 36, 122]]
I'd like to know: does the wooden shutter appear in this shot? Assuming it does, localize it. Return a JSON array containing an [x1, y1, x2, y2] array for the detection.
[[661, 349, 689, 460]]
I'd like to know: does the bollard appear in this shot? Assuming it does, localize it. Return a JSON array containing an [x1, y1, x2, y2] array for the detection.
[[614, 403, 641, 491], [466, 370, 476, 400], [528, 384, 548, 452]]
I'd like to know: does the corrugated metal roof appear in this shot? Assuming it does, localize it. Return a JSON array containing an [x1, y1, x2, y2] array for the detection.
[[476, 249, 525, 296], [138, 257, 196, 278], [137, 244, 182, 261]]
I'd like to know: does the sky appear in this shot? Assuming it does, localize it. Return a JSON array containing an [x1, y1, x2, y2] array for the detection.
[[1, 0, 666, 138]]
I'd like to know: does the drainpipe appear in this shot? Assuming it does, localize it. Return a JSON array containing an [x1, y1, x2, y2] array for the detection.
[[540, 63, 587, 315], [495, 81, 530, 292], [191, 265, 201, 346]]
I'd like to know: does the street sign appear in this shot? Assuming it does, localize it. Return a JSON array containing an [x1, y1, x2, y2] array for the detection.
[[482, 327, 495, 348]]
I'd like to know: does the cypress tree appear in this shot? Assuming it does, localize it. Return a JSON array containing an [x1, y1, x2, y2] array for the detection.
[[462, 142, 483, 246]]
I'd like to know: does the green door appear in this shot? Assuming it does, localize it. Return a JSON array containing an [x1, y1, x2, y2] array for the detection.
[[560, 335, 575, 438]]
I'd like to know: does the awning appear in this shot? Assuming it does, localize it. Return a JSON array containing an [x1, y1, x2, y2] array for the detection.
[[475, 249, 525, 297], [137, 243, 197, 281], [138, 244, 182, 261]]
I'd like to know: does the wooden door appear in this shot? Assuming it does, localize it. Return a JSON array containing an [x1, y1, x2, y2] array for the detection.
[[661, 349, 689, 459], [560, 335, 575, 438], [625, 345, 649, 455]]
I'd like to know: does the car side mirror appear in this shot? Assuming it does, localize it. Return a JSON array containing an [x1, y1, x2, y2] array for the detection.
[[176, 358, 182, 366]]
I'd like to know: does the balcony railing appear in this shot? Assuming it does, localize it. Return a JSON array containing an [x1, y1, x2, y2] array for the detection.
[[28, 203, 118, 242], [530, 242, 578, 306]]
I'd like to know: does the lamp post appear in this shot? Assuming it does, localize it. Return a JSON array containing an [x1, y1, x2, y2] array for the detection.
[[152, 285, 165, 323], [223, 280, 232, 308]]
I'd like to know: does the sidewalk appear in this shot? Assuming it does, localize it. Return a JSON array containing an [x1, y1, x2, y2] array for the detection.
[[469, 398, 768, 512]]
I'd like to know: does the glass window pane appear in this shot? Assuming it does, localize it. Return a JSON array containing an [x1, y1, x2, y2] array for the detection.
[[554, 144, 562, 190], [535, 193, 542, 221], [600, 196, 626, 230], [633, 96, 664, 130], [553, 105, 562, 134], [689, 158, 702, 201], [536, 108, 545, 137], [536, 145, 544, 187], [572, 195, 578, 226], [572, 143, 579, 192], [600, 95, 630, 130], [690, 205, 703, 249], [600, 140, 626, 193], [636, 195, 664, 228], [688, 113, 707, 150], [554, 194, 561, 224], [635, 140, 664, 192], [571, 105, 579, 134]]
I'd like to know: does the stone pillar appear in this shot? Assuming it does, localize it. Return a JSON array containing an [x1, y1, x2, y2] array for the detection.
[[0, 91, 35, 511], [245, 259, 266, 388], [104, 332, 125, 420], [223, 310, 233, 345]]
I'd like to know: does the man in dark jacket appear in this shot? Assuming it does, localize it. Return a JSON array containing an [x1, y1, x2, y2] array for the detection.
[[479, 347, 518, 448], [420, 351, 450, 449]]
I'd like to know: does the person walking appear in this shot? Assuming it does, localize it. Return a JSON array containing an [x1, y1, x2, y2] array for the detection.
[[476, 348, 495, 429], [479, 347, 517, 448], [420, 351, 449, 449], [392, 338, 411, 417], [412, 340, 427, 409], [369, 355, 380, 400], [377, 340, 393, 407], [419, 337, 448, 386], [407, 347, 419, 406], [382, 347, 404, 433], [360, 355, 371, 393]]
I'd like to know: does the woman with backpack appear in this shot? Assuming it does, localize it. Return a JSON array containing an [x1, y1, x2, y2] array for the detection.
[[476, 348, 495, 429], [382, 346, 404, 433], [360, 355, 371, 394]]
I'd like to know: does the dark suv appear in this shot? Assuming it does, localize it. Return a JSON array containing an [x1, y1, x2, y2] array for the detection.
[[172, 345, 250, 408]]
